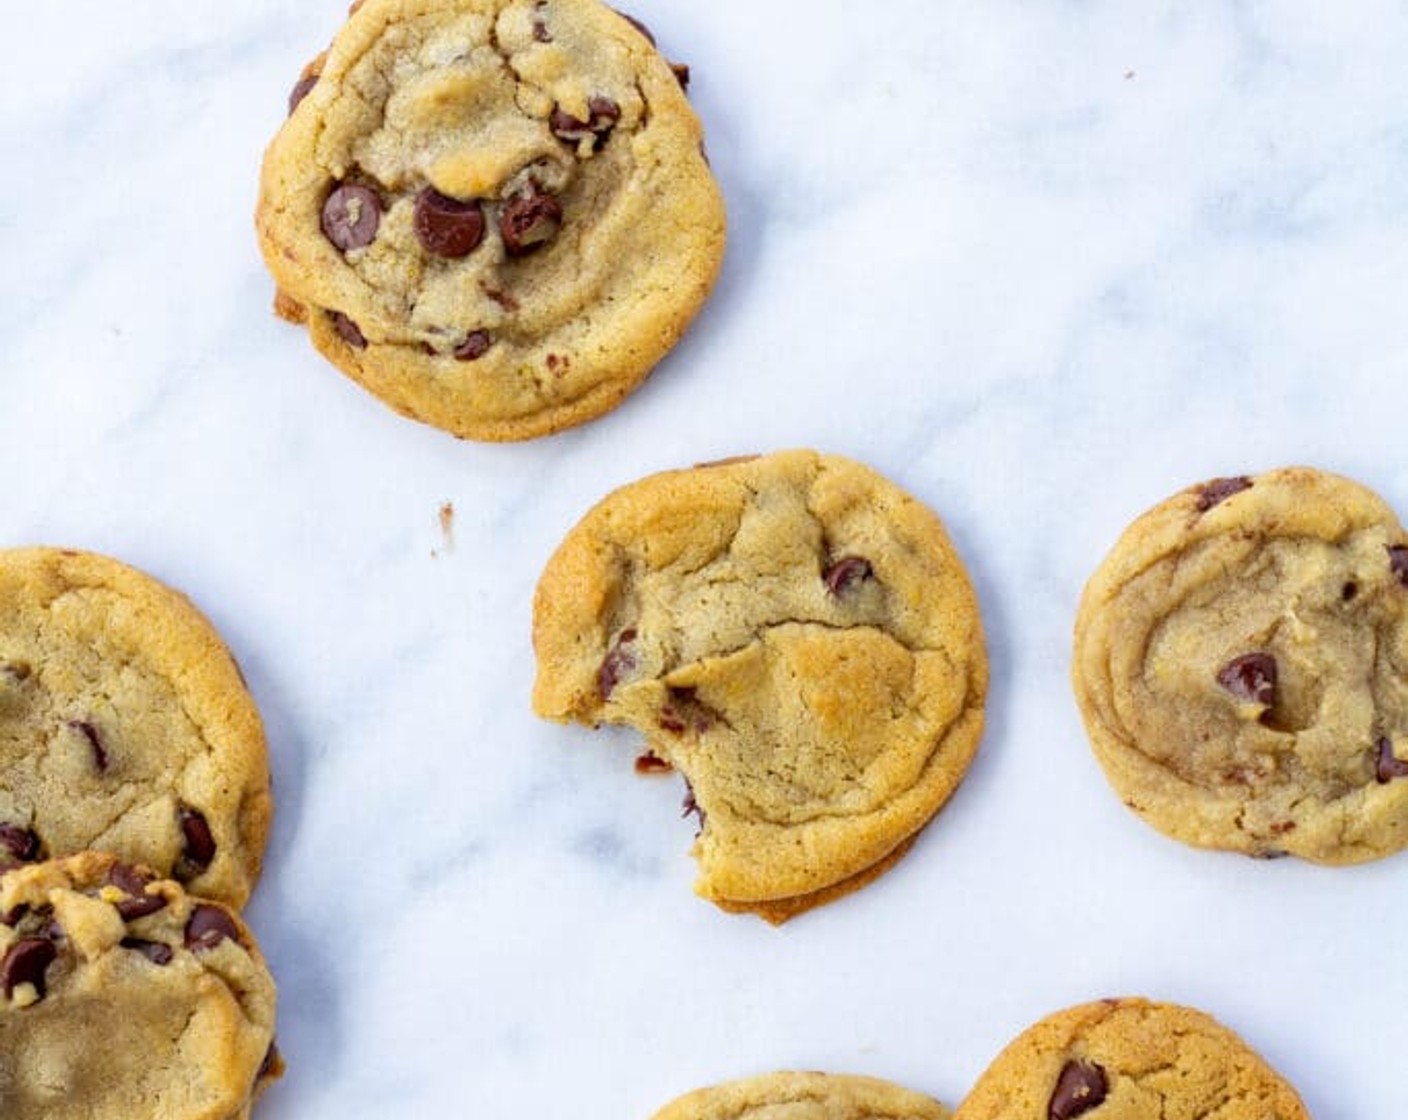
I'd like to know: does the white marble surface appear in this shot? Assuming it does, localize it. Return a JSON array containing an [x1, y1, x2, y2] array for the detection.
[[3, 1, 1408, 1115]]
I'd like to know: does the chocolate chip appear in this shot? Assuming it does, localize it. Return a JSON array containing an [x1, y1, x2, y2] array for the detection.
[[1376, 737, 1408, 783], [414, 188, 487, 258], [681, 779, 706, 834], [1194, 475, 1253, 512], [67, 719, 108, 771], [257, 1042, 283, 1081], [634, 751, 672, 774], [178, 807, 216, 876], [1389, 545, 1408, 587], [659, 686, 714, 735], [121, 937, 174, 965], [2, 937, 57, 1000], [823, 555, 873, 596], [454, 330, 493, 362], [331, 311, 367, 349], [614, 9, 656, 44], [1049, 1059, 1108, 1120], [499, 186, 563, 255], [532, 18, 552, 42], [1216, 652, 1277, 707], [1, 905, 28, 928], [0, 824, 39, 863], [1342, 580, 1359, 601], [671, 62, 690, 89], [480, 285, 520, 312], [108, 863, 167, 921], [185, 904, 241, 952], [288, 73, 318, 115], [598, 628, 638, 699], [321, 183, 382, 252], [550, 97, 621, 149], [0, 660, 30, 683]]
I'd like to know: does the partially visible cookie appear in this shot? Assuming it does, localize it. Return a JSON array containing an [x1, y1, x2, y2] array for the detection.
[[0, 852, 280, 1120], [0, 548, 272, 907], [953, 998, 1309, 1120], [652, 1071, 951, 1120], [257, 0, 726, 441], [1072, 467, 1408, 863], [533, 450, 987, 920]]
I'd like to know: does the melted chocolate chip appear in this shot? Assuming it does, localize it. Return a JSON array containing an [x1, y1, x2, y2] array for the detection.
[[549, 97, 621, 149], [108, 864, 167, 921], [185, 905, 241, 952], [823, 555, 873, 596], [1376, 737, 1408, 783], [499, 186, 563, 255], [178, 807, 216, 876], [414, 188, 487, 258], [2, 937, 57, 999], [0, 824, 39, 863], [1389, 545, 1408, 587], [454, 330, 493, 362], [598, 628, 638, 700], [1049, 1059, 1108, 1120], [634, 751, 673, 774], [121, 937, 174, 966], [1194, 475, 1253, 512], [67, 719, 108, 771], [659, 687, 715, 735], [1216, 652, 1277, 708], [288, 73, 318, 115], [331, 311, 367, 349], [321, 183, 382, 252]]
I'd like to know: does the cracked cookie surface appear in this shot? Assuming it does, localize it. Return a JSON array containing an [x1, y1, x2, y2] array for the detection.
[[1073, 467, 1408, 863], [0, 852, 280, 1120], [953, 998, 1308, 1120], [257, 0, 726, 441], [532, 450, 987, 920], [652, 1071, 950, 1120], [0, 548, 272, 907]]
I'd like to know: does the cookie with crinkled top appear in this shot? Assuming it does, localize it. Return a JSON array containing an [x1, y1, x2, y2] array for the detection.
[[0, 548, 272, 908], [953, 998, 1308, 1120], [0, 852, 280, 1120], [532, 450, 987, 920], [257, 0, 726, 441], [652, 1071, 951, 1120], [1072, 466, 1408, 863]]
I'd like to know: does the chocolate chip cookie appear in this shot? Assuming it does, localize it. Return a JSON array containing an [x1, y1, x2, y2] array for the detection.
[[532, 451, 988, 920], [1072, 467, 1408, 862], [0, 852, 280, 1119], [953, 998, 1308, 1120], [257, 0, 726, 441], [652, 1071, 951, 1120], [0, 548, 272, 907]]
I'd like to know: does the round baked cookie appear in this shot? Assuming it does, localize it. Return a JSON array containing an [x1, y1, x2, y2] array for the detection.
[[256, 0, 726, 442], [0, 548, 272, 908], [532, 451, 988, 920], [652, 1071, 951, 1120], [0, 852, 280, 1120], [953, 998, 1308, 1120], [1072, 467, 1408, 863]]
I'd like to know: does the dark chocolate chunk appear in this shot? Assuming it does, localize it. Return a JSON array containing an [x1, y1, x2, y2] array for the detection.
[[598, 628, 638, 699], [634, 751, 672, 774], [1194, 475, 1252, 512], [108, 863, 167, 921], [0, 824, 39, 863], [1376, 737, 1408, 783], [1049, 1058, 1108, 1120], [258, 1042, 283, 1081], [331, 311, 368, 349], [67, 719, 108, 771], [1342, 580, 1359, 601], [413, 188, 487, 258], [1389, 545, 1408, 587], [550, 96, 621, 149], [288, 73, 318, 115], [499, 186, 563, 255], [671, 62, 691, 89], [178, 807, 216, 876], [454, 330, 493, 362], [2, 937, 57, 999], [121, 937, 174, 965], [823, 555, 873, 596], [321, 183, 382, 252], [1216, 652, 1277, 707], [185, 904, 241, 952]]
